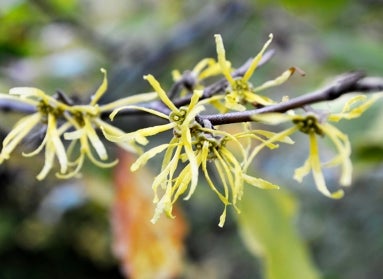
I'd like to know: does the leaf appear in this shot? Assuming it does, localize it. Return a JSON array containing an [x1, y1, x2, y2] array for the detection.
[[112, 150, 188, 279], [237, 187, 320, 279]]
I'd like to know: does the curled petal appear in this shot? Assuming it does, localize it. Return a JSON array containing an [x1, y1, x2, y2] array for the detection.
[[181, 127, 199, 200], [195, 59, 221, 80], [225, 93, 246, 111], [109, 104, 168, 121], [321, 123, 352, 186], [328, 94, 381, 122], [307, 133, 344, 199], [36, 139, 56, 181], [187, 90, 204, 113], [214, 34, 234, 84], [57, 153, 85, 179], [100, 92, 157, 112], [253, 67, 296, 92], [293, 158, 311, 183], [245, 126, 298, 171], [131, 143, 171, 172], [0, 113, 41, 162], [144, 74, 178, 112], [243, 174, 280, 189], [218, 206, 228, 228], [243, 91, 275, 106], [251, 129, 295, 144], [90, 68, 108, 106], [151, 188, 174, 224], [83, 117, 108, 160], [243, 33, 273, 82], [252, 113, 293, 125], [64, 129, 83, 140]]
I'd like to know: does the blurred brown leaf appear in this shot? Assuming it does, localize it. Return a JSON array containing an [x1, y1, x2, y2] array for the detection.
[[112, 150, 187, 279]]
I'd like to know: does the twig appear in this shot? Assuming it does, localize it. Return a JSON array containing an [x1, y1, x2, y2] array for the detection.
[[199, 72, 383, 125]]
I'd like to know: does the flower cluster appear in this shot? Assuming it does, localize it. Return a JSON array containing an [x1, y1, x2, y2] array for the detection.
[[0, 33, 381, 226], [252, 94, 381, 198], [0, 69, 156, 180], [108, 73, 288, 226]]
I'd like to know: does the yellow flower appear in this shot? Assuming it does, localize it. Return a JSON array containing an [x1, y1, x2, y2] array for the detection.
[[171, 58, 222, 96], [0, 68, 156, 179], [252, 94, 380, 198], [0, 87, 71, 180], [24, 113, 71, 180], [108, 75, 209, 217], [214, 33, 295, 111], [109, 74, 280, 226], [60, 69, 156, 178], [146, 127, 281, 227], [197, 129, 280, 227]]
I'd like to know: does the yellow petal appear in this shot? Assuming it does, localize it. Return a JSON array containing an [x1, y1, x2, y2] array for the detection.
[[252, 129, 295, 144], [48, 114, 68, 174], [218, 206, 228, 228], [171, 164, 193, 203], [293, 158, 311, 183], [109, 103, 168, 121], [187, 89, 203, 112], [181, 127, 199, 200], [245, 126, 298, 171], [243, 91, 275, 106], [220, 147, 244, 202], [131, 143, 170, 172], [201, 141, 229, 204], [90, 68, 108, 106], [57, 153, 84, 179], [308, 133, 344, 199], [329, 94, 381, 122], [152, 145, 182, 202], [225, 93, 246, 111], [36, 140, 55, 181], [151, 190, 174, 224], [214, 34, 235, 84], [243, 33, 273, 82], [9, 87, 47, 98], [84, 117, 108, 160], [243, 174, 280, 189], [199, 63, 222, 80], [0, 113, 41, 161], [171, 69, 182, 81], [253, 67, 296, 92], [64, 129, 83, 140], [100, 92, 157, 112], [144, 74, 178, 112], [321, 123, 352, 186], [213, 150, 232, 201], [194, 58, 220, 80], [85, 144, 119, 168], [192, 58, 216, 75]]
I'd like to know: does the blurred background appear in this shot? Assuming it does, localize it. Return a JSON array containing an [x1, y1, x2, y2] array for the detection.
[[0, 0, 383, 278]]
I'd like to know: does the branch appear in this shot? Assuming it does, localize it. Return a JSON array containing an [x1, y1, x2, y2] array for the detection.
[[199, 72, 383, 125]]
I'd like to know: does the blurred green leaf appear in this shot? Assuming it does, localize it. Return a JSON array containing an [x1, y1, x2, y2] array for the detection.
[[324, 32, 383, 73], [0, 2, 43, 60], [237, 187, 320, 279]]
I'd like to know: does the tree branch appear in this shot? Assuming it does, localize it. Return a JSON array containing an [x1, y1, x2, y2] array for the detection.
[[199, 72, 383, 125]]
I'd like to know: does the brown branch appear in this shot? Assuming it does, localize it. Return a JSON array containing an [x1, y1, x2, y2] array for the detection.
[[199, 72, 383, 126]]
